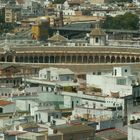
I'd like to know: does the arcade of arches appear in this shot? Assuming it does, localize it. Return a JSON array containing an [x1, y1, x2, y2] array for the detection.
[[1, 54, 140, 64]]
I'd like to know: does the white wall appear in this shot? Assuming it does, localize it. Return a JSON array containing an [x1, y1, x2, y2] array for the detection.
[[0, 133, 4, 140], [72, 107, 122, 120], [0, 118, 12, 128], [113, 66, 131, 77], [16, 100, 38, 116], [63, 1, 69, 10], [86, 74, 133, 97], [3, 103, 16, 113], [63, 9, 75, 16], [128, 125, 140, 140], [35, 111, 49, 123], [64, 96, 72, 108], [16, 100, 28, 111], [90, 36, 106, 46], [133, 0, 140, 6], [130, 113, 140, 121], [105, 97, 124, 109], [81, 99, 104, 109]]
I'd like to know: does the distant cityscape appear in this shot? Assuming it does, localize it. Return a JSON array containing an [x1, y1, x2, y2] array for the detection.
[[0, 0, 140, 140]]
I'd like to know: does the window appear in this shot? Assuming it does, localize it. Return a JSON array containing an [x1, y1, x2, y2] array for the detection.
[[56, 114, 59, 118], [44, 75, 47, 78], [117, 78, 126, 85], [114, 69, 117, 76], [124, 69, 127, 72], [97, 72, 101, 75], [95, 37, 99, 43]]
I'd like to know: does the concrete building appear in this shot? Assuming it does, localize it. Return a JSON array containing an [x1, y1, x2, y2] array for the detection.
[[5, 131, 47, 140], [53, 11, 64, 27], [63, 9, 76, 16], [5, 5, 21, 23], [49, 124, 95, 140], [133, 0, 140, 6], [89, 25, 106, 46], [17, 131, 46, 140], [128, 123, 140, 140], [0, 100, 16, 114], [86, 66, 137, 97], [39, 67, 75, 82], [124, 85, 140, 124], [35, 109, 62, 123], [90, 0, 109, 5], [73, 106, 122, 122], [25, 67, 78, 94]]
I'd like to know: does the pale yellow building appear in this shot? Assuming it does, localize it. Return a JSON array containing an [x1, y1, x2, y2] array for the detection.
[[32, 17, 50, 40], [5, 6, 21, 23], [90, 0, 109, 4]]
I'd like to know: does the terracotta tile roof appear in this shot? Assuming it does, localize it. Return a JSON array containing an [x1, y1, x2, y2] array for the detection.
[[48, 33, 68, 42], [0, 100, 15, 106], [90, 27, 106, 36], [6, 131, 26, 136]]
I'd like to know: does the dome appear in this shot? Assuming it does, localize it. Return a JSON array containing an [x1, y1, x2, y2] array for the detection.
[[40, 17, 49, 22], [36, 17, 50, 25]]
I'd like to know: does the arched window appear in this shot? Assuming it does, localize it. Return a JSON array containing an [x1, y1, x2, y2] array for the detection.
[[95, 37, 99, 43]]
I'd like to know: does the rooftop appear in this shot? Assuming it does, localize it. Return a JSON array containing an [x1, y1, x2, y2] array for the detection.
[[42, 67, 74, 75], [52, 124, 94, 134], [48, 32, 68, 42], [5, 131, 26, 136], [90, 25, 106, 36], [96, 129, 127, 140], [0, 100, 15, 107], [129, 123, 140, 130], [18, 122, 38, 129]]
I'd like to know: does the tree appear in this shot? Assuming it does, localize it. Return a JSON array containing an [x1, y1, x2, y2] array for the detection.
[[101, 12, 139, 30], [53, 0, 66, 4], [108, 0, 132, 3]]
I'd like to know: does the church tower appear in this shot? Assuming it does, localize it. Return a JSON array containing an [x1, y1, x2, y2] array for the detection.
[[89, 23, 106, 46]]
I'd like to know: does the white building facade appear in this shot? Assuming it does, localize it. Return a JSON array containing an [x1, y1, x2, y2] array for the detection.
[[128, 123, 140, 140], [86, 66, 137, 97]]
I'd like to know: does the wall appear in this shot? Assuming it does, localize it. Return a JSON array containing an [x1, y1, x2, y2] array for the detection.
[[63, 9, 75, 16], [72, 107, 120, 120], [3, 103, 16, 113], [113, 66, 131, 77], [0, 118, 12, 128], [97, 119, 115, 130], [128, 125, 140, 140], [90, 0, 108, 4], [63, 130, 94, 140], [59, 74, 74, 81], [64, 96, 72, 108], [35, 111, 49, 123], [105, 97, 124, 109], [39, 92, 64, 102], [86, 74, 133, 97], [81, 99, 103, 109], [48, 134, 62, 140]]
